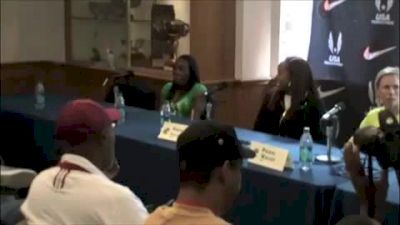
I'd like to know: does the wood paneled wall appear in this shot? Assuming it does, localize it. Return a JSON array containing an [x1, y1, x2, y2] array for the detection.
[[1, 61, 113, 101], [1, 61, 268, 129], [190, 0, 236, 81], [212, 81, 267, 128]]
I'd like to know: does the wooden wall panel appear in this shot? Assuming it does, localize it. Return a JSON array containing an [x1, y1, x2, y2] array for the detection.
[[1, 62, 112, 101], [1, 61, 268, 129], [211, 81, 267, 128], [190, 0, 236, 81], [1, 62, 41, 95]]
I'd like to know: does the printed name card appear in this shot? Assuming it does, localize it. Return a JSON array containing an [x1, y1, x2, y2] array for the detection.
[[158, 122, 188, 142], [248, 141, 293, 172]]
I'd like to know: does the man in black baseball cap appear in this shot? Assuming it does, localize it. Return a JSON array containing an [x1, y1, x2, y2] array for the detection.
[[145, 120, 255, 225]]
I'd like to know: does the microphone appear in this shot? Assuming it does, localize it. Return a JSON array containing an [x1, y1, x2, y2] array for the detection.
[[200, 83, 228, 120], [102, 78, 109, 87], [321, 102, 346, 121]]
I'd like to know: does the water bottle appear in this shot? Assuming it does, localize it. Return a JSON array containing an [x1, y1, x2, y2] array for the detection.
[[205, 92, 213, 120], [115, 92, 126, 124], [106, 48, 116, 70], [113, 85, 120, 99], [205, 102, 212, 120], [299, 127, 313, 171], [34, 81, 45, 110], [160, 101, 172, 126]]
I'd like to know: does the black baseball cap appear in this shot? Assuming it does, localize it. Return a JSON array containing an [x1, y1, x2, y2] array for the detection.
[[177, 121, 255, 171]]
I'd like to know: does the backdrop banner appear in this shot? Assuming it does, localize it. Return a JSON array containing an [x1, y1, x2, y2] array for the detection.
[[308, 0, 399, 145]]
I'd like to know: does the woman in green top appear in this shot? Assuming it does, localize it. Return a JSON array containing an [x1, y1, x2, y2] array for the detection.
[[161, 55, 207, 118]]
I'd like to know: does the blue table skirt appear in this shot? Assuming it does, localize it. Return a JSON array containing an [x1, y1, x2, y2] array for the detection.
[[1, 95, 351, 225]]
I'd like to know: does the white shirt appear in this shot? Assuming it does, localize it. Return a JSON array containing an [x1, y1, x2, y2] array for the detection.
[[21, 154, 148, 225]]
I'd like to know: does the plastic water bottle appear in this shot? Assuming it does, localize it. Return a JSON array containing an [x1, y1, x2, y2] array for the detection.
[[114, 92, 126, 124], [113, 85, 119, 99], [106, 48, 116, 70], [204, 92, 213, 120], [205, 101, 212, 120], [34, 81, 45, 110], [299, 127, 313, 171], [160, 101, 172, 126]]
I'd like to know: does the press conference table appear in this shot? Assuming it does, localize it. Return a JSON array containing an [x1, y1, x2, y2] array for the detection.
[[1, 95, 350, 225]]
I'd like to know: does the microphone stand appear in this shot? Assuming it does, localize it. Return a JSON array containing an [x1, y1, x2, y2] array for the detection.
[[205, 92, 213, 120], [316, 115, 341, 163], [201, 83, 227, 120], [196, 92, 213, 121]]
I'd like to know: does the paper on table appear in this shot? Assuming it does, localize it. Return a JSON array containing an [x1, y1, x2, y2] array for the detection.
[[248, 141, 293, 172], [158, 122, 188, 142]]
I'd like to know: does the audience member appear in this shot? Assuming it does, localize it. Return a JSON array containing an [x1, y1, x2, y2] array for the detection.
[[343, 67, 399, 224], [21, 99, 148, 225], [1, 162, 37, 225], [1, 112, 42, 225], [161, 55, 207, 118], [254, 57, 324, 142], [0, 112, 54, 172], [335, 215, 381, 225], [144, 121, 255, 225]]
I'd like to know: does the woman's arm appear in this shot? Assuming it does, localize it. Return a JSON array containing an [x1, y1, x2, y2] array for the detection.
[[190, 84, 208, 120], [160, 82, 173, 109], [254, 87, 283, 134]]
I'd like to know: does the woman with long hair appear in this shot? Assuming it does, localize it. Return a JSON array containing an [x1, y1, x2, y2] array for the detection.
[[161, 55, 207, 118], [254, 57, 324, 141]]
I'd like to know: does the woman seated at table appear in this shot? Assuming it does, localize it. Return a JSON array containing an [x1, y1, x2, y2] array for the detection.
[[161, 55, 207, 118], [254, 57, 324, 141]]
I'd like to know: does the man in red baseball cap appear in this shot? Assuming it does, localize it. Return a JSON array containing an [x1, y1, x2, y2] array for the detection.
[[21, 99, 148, 225]]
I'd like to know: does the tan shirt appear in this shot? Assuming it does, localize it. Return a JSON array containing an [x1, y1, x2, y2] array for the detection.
[[144, 203, 230, 225], [21, 154, 148, 225]]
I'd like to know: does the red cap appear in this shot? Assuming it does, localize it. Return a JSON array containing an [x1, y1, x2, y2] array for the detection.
[[56, 99, 120, 146]]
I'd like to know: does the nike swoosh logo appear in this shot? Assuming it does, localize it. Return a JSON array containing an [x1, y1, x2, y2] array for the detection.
[[324, 0, 347, 11], [363, 46, 397, 60], [317, 86, 345, 99]]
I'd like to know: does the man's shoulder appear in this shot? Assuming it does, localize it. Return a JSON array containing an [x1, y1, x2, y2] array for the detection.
[[205, 215, 230, 225], [29, 167, 58, 184], [92, 178, 135, 198], [32, 167, 134, 199], [145, 205, 230, 225]]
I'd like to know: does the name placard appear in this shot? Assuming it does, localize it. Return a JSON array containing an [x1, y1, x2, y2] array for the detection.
[[158, 122, 188, 142], [248, 141, 293, 172]]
